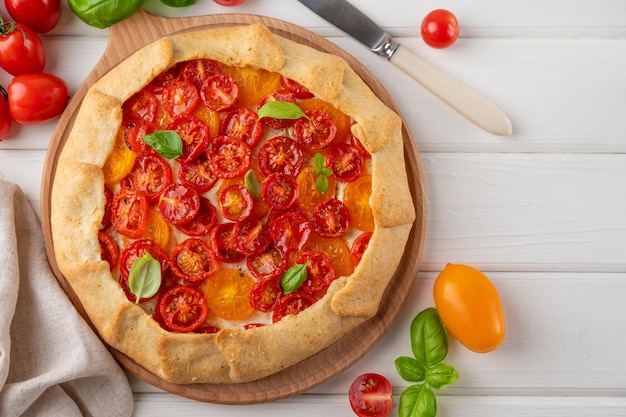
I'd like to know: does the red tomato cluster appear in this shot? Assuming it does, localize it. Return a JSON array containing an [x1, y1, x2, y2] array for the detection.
[[0, 0, 68, 141]]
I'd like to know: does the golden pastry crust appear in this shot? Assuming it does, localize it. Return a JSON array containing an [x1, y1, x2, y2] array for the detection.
[[50, 23, 415, 384]]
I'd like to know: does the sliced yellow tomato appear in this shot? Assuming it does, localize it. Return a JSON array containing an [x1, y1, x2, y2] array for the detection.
[[299, 98, 352, 143], [204, 268, 256, 321], [302, 233, 354, 278], [142, 208, 171, 250], [193, 103, 221, 136], [220, 65, 282, 107], [343, 175, 374, 232], [295, 166, 337, 213], [103, 128, 136, 185]]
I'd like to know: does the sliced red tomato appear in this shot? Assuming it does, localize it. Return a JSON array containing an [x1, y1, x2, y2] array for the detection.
[[176, 197, 217, 237], [261, 172, 298, 210], [122, 89, 158, 127], [100, 186, 113, 230], [258, 136, 304, 177], [200, 74, 239, 111], [350, 133, 371, 159], [258, 90, 298, 129], [207, 136, 251, 179], [296, 250, 335, 294], [111, 188, 149, 239], [272, 292, 316, 322], [178, 155, 218, 193], [233, 216, 272, 256], [292, 109, 337, 150], [98, 231, 119, 270], [158, 184, 200, 226], [299, 98, 351, 144], [166, 115, 211, 163], [269, 211, 311, 255], [204, 268, 255, 321], [119, 239, 170, 281], [348, 373, 393, 417], [146, 64, 181, 94], [181, 58, 221, 91], [162, 80, 200, 117], [219, 107, 263, 147], [327, 143, 364, 182], [311, 199, 350, 238], [280, 76, 314, 99], [169, 238, 218, 283], [351, 231, 373, 266], [218, 183, 253, 221], [209, 222, 245, 263], [120, 154, 173, 204], [249, 277, 283, 312], [124, 121, 157, 155], [343, 175, 374, 232], [157, 286, 209, 333], [246, 245, 287, 281]]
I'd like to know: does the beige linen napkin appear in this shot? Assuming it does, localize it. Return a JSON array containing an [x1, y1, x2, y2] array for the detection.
[[0, 180, 134, 417]]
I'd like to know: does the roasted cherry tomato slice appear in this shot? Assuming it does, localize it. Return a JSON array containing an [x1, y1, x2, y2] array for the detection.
[[209, 222, 245, 263], [272, 292, 315, 323], [122, 89, 158, 127], [169, 238, 218, 283], [103, 129, 137, 185], [295, 166, 337, 213], [181, 58, 221, 91], [261, 172, 298, 211], [349, 373, 393, 417], [176, 197, 217, 237], [292, 109, 337, 150], [220, 65, 282, 107], [233, 216, 272, 256], [162, 80, 200, 117], [351, 231, 372, 266], [200, 74, 239, 112], [119, 239, 170, 281], [166, 115, 211, 163], [301, 233, 354, 278], [269, 211, 311, 255], [258, 89, 298, 129], [258, 136, 304, 177], [204, 268, 256, 321], [158, 286, 209, 333], [281, 76, 314, 99], [327, 142, 364, 182], [124, 121, 157, 155], [247, 245, 287, 281], [421, 9, 460, 49], [141, 208, 171, 250], [343, 175, 374, 232], [178, 155, 218, 193], [299, 98, 351, 144], [159, 184, 200, 226], [219, 107, 263, 147], [194, 325, 221, 334], [296, 250, 335, 294], [146, 64, 181, 94], [311, 199, 350, 238], [98, 231, 119, 270], [111, 187, 149, 239], [218, 183, 253, 221], [207, 136, 251, 179], [100, 186, 114, 230], [120, 154, 173, 204], [351, 133, 371, 159], [249, 277, 283, 312]]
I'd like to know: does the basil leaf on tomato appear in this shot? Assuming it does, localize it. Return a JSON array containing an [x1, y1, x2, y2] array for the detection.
[[280, 261, 310, 295], [128, 253, 162, 303], [244, 169, 261, 200], [258, 101, 307, 121], [68, 0, 146, 29], [144, 130, 183, 159], [398, 383, 437, 417], [410, 307, 449, 367]]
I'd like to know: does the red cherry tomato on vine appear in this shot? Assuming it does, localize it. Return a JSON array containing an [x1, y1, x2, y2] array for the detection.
[[8, 73, 68, 124], [348, 373, 393, 417], [212, 0, 246, 5], [420, 9, 460, 49], [0, 88, 12, 141], [0, 21, 46, 75], [5, 0, 62, 33]]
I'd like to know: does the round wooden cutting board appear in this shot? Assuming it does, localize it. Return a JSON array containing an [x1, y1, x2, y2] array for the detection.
[[40, 10, 427, 404]]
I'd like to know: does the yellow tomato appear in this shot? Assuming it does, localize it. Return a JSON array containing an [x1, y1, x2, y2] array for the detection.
[[301, 233, 354, 278], [142, 208, 171, 251], [433, 264, 505, 353], [103, 128, 136, 185], [343, 175, 374, 232], [295, 166, 337, 212], [204, 268, 256, 321], [220, 65, 282, 107]]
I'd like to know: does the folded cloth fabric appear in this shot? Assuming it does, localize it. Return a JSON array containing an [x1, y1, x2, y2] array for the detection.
[[0, 180, 134, 417]]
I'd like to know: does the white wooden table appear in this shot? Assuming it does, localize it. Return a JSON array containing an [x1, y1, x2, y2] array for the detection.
[[1, 0, 625, 415]]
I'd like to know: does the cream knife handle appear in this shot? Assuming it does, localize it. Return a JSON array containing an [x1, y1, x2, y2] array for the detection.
[[389, 45, 512, 136]]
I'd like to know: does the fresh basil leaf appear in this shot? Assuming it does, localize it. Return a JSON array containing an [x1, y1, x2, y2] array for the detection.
[[143, 130, 183, 159], [315, 175, 329, 194], [425, 363, 459, 390], [244, 169, 261, 200], [128, 254, 162, 304], [258, 101, 307, 121], [160, 0, 195, 7], [398, 384, 437, 417], [280, 261, 310, 294], [410, 307, 449, 367], [68, 0, 146, 29], [313, 152, 325, 170], [395, 356, 427, 382]]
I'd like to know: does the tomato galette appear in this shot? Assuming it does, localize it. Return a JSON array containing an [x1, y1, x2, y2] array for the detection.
[[50, 23, 415, 384]]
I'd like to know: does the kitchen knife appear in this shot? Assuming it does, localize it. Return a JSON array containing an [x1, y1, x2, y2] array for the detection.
[[296, 0, 512, 136]]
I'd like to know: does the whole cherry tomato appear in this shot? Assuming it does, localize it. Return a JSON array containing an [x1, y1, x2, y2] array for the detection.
[[8, 73, 68, 124], [5, 0, 62, 33], [433, 263, 506, 352], [421, 9, 460, 49], [348, 373, 393, 417], [0, 87, 11, 141], [212, 0, 246, 6], [0, 21, 46, 75]]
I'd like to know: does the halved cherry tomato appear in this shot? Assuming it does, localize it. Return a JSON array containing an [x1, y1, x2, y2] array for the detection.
[[178, 155, 218, 193], [158, 286, 209, 333], [351, 231, 372, 266], [433, 263, 505, 352], [8, 72, 68, 124], [158, 184, 200, 226], [142, 208, 171, 250], [348, 373, 393, 417], [421, 9, 460, 49], [176, 197, 217, 237], [219, 107, 262, 147], [111, 188, 149, 239], [5, 0, 61, 34], [269, 211, 311, 255], [209, 222, 245, 263], [98, 231, 119, 270], [249, 277, 283, 312], [295, 166, 337, 213], [246, 245, 287, 281], [292, 109, 337, 151], [0, 22, 45, 75], [350, 133, 371, 159], [272, 292, 315, 322], [122, 88, 158, 127], [296, 250, 335, 294], [298, 98, 351, 144], [200, 74, 239, 111], [258, 136, 304, 177], [167, 115, 211, 163], [207, 136, 251, 179], [120, 154, 173, 204], [233, 216, 272, 256], [343, 175, 374, 232], [169, 238, 218, 283], [258, 90, 298, 129], [301, 233, 353, 278], [261, 172, 298, 210], [119, 239, 169, 281], [218, 183, 253, 221], [124, 121, 157, 155], [162, 80, 200, 117], [204, 268, 256, 321], [311, 199, 350, 238], [327, 143, 364, 182], [220, 65, 281, 107], [281, 76, 314, 99], [181, 58, 221, 91], [146, 64, 181, 94]]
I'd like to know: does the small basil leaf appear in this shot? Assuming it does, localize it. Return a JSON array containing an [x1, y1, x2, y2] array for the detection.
[[68, 0, 146, 29], [425, 363, 459, 390], [258, 101, 307, 121], [395, 356, 427, 382], [280, 261, 310, 294], [128, 254, 162, 304], [315, 175, 329, 194], [143, 130, 183, 159], [244, 169, 261, 200], [313, 153, 325, 170], [160, 0, 195, 7], [398, 384, 437, 417], [410, 307, 449, 367]]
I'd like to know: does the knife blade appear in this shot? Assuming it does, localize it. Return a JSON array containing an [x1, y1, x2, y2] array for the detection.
[[296, 0, 512, 136]]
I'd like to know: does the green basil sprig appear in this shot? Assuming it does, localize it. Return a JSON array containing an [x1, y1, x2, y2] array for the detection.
[[395, 308, 459, 417], [280, 261, 311, 294], [68, 0, 146, 29], [143, 130, 183, 159], [257, 101, 308, 121], [312, 153, 333, 193], [128, 254, 162, 304]]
